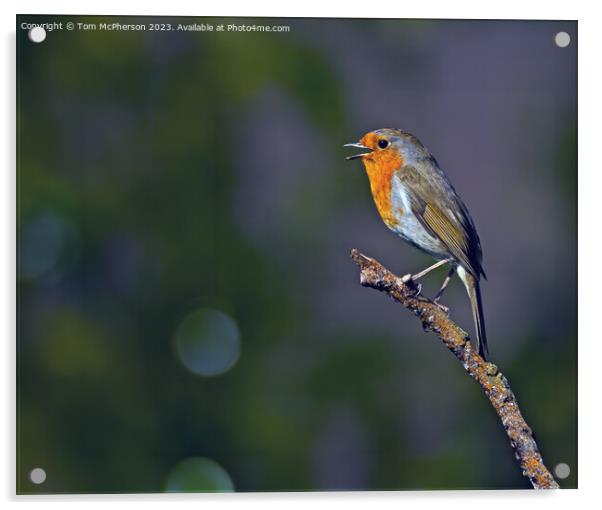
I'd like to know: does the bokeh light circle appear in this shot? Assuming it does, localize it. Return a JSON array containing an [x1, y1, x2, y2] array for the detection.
[[175, 308, 241, 377], [165, 457, 234, 492], [21, 212, 66, 280]]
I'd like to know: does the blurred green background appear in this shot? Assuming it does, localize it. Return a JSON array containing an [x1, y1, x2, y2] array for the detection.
[[16, 15, 577, 493]]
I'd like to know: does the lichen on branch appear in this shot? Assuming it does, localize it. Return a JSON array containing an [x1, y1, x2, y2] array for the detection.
[[350, 249, 559, 489]]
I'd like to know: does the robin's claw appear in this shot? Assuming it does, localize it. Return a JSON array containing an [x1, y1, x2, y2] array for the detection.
[[433, 300, 449, 314], [414, 282, 423, 297], [400, 273, 421, 296]]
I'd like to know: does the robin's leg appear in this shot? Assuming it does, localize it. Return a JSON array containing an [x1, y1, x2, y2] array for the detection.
[[401, 258, 452, 297], [401, 258, 451, 284], [432, 267, 456, 313]]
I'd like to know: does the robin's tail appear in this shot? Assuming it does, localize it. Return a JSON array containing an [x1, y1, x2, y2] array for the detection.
[[457, 266, 489, 361]]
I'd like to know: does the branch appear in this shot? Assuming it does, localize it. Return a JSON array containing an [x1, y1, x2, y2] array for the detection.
[[350, 249, 559, 489]]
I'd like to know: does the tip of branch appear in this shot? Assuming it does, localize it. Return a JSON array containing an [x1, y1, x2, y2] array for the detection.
[[350, 248, 370, 267]]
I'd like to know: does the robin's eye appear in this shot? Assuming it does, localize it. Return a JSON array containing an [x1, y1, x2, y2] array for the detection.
[[377, 139, 390, 149]]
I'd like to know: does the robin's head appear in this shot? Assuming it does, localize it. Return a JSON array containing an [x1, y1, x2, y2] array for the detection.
[[345, 128, 423, 226], [345, 128, 428, 170]]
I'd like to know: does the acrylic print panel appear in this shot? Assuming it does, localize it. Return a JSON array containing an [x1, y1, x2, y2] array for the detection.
[[16, 15, 577, 494]]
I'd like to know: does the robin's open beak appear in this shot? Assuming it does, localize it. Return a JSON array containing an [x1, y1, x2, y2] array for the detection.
[[344, 142, 372, 160]]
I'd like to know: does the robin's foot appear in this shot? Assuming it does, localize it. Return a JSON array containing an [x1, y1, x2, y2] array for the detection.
[[401, 274, 422, 297], [433, 298, 449, 314]]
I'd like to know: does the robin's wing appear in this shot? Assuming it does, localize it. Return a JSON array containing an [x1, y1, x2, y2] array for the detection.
[[396, 162, 484, 279]]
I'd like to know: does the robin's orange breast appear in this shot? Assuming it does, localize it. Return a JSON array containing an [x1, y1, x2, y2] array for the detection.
[[361, 150, 405, 229]]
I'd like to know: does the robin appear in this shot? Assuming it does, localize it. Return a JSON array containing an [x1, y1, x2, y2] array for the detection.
[[345, 128, 489, 360]]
